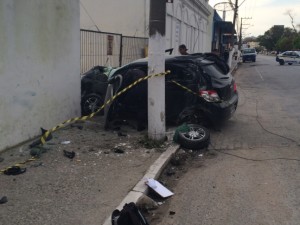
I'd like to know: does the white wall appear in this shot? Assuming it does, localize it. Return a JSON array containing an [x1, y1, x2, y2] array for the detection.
[[0, 0, 80, 151], [80, 0, 213, 53], [166, 0, 213, 54], [80, 0, 148, 37]]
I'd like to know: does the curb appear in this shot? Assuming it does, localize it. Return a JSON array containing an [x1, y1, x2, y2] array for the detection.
[[102, 144, 179, 225], [230, 61, 239, 75]]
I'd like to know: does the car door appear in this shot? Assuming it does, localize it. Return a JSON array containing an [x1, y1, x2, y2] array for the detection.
[[291, 51, 300, 64], [284, 51, 294, 64], [296, 52, 300, 64], [165, 62, 199, 122]]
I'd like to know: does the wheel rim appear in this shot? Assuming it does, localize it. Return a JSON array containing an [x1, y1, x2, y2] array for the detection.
[[183, 126, 206, 140], [84, 96, 101, 113]]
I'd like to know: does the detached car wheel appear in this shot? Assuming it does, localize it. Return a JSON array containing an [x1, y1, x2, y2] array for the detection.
[[81, 93, 104, 116], [177, 124, 210, 150]]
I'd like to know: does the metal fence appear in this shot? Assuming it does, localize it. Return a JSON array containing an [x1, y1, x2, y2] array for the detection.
[[80, 29, 148, 74]]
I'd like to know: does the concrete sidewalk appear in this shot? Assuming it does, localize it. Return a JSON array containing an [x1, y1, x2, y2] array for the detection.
[[1, 56, 239, 225], [0, 116, 179, 225]]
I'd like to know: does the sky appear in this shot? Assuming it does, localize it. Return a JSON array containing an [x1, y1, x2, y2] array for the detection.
[[208, 0, 300, 37]]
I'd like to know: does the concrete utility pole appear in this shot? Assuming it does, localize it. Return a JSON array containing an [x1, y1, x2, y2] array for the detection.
[[231, 0, 238, 47], [239, 17, 251, 49], [148, 0, 166, 141]]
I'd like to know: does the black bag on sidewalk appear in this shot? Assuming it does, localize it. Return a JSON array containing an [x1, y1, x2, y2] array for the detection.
[[111, 202, 149, 225]]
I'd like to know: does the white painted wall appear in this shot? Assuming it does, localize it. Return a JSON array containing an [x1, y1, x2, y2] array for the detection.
[[0, 0, 80, 151], [80, 0, 213, 53], [80, 0, 148, 37], [166, 0, 213, 54]]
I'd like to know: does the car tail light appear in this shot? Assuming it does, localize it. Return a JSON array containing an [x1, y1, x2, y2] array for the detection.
[[199, 90, 221, 102], [233, 82, 237, 92]]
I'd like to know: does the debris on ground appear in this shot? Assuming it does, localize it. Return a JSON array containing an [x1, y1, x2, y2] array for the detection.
[[117, 131, 127, 137], [169, 211, 176, 215], [29, 127, 53, 148], [70, 124, 83, 130], [138, 136, 166, 149], [146, 178, 174, 198], [166, 168, 176, 176], [136, 195, 159, 211], [30, 146, 49, 157], [0, 196, 8, 204], [63, 150, 75, 159], [3, 166, 26, 176], [173, 123, 190, 143], [113, 148, 125, 154]]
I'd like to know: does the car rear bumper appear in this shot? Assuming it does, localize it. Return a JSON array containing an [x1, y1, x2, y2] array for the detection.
[[199, 93, 238, 124], [243, 55, 256, 61]]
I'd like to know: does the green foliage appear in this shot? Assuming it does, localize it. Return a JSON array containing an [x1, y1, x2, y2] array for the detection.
[[258, 25, 300, 51], [276, 37, 294, 51], [293, 35, 300, 49]]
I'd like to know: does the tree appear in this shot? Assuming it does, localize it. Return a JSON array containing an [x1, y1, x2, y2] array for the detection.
[[293, 36, 300, 49], [257, 26, 284, 51], [243, 36, 256, 43], [276, 37, 294, 51]]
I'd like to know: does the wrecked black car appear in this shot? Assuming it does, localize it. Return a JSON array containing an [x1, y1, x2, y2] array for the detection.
[[103, 53, 238, 130], [81, 66, 111, 115]]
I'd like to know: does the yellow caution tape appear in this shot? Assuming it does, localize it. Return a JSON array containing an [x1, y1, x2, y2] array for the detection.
[[0, 157, 37, 174], [40, 70, 171, 144], [171, 80, 199, 96], [1, 71, 171, 175]]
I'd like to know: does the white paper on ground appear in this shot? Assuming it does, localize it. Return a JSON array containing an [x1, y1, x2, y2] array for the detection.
[[146, 178, 174, 198]]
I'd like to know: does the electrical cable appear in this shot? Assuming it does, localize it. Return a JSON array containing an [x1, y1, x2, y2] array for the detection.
[[80, 1, 101, 32], [255, 99, 299, 145], [210, 143, 300, 162], [209, 78, 300, 162]]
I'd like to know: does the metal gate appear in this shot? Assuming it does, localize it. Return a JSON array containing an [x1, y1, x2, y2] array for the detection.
[[80, 29, 148, 74]]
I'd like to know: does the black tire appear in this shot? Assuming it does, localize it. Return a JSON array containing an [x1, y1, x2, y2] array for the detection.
[[81, 93, 104, 116], [288, 63, 292, 65], [177, 124, 210, 150], [279, 59, 285, 65]]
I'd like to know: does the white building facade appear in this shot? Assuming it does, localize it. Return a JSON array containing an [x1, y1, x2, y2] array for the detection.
[[80, 0, 214, 54], [166, 0, 213, 53]]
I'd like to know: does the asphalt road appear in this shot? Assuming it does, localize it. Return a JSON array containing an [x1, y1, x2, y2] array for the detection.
[[150, 54, 300, 225]]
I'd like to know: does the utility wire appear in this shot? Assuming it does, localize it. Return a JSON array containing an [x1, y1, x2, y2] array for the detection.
[[210, 144, 300, 162], [239, 0, 247, 7], [80, 1, 101, 32], [255, 99, 299, 145], [211, 84, 300, 162]]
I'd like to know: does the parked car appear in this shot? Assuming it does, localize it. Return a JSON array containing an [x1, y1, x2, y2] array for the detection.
[[81, 66, 111, 115], [241, 48, 257, 62], [103, 53, 238, 129], [276, 51, 300, 65]]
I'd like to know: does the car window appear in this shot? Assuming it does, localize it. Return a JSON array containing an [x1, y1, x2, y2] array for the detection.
[[166, 62, 198, 82], [243, 49, 255, 54], [203, 64, 230, 79]]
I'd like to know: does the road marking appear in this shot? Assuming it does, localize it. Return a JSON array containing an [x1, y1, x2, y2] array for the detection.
[[255, 66, 264, 81]]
